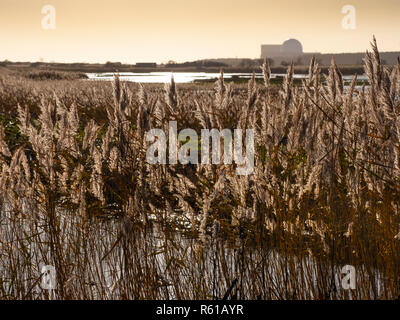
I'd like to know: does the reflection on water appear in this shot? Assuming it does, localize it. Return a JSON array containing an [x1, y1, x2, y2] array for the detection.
[[0, 207, 389, 300]]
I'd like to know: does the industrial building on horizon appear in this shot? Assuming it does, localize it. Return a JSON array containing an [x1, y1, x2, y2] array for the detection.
[[261, 38, 400, 65], [261, 39, 318, 58]]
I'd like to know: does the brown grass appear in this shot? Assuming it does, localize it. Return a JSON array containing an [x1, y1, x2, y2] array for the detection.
[[0, 38, 400, 300]]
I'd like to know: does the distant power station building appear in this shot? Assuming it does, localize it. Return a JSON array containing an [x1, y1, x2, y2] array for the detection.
[[261, 39, 305, 58], [261, 39, 400, 66]]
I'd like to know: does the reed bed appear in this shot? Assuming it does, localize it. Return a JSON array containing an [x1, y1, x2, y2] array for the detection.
[[0, 38, 400, 300]]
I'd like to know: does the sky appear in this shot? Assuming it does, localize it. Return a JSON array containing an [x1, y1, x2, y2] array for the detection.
[[0, 0, 399, 63]]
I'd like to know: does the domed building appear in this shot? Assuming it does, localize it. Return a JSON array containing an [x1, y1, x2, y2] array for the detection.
[[261, 38, 310, 59], [281, 39, 303, 55]]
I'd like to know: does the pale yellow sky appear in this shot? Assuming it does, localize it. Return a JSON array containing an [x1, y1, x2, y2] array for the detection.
[[0, 0, 399, 63]]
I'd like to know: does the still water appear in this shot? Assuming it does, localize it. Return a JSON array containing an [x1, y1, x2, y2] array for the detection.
[[86, 72, 368, 84]]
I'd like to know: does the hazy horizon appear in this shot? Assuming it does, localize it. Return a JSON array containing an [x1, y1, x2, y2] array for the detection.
[[1, 0, 399, 64]]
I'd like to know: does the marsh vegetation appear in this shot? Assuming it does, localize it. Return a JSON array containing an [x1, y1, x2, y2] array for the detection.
[[0, 38, 400, 300]]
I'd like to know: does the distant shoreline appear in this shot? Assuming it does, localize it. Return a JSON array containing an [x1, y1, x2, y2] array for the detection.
[[2, 62, 367, 76]]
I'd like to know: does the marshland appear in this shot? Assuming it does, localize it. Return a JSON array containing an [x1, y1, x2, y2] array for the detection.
[[0, 38, 400, 300]]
